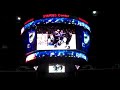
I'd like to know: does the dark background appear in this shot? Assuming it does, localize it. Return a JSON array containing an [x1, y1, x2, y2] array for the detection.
[[0, 0, 119, 70]]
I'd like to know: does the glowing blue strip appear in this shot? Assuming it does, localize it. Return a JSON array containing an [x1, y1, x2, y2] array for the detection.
[[23, 18, 91, 32], [29, 50, 88, 61], [24, 21, 34, 29]]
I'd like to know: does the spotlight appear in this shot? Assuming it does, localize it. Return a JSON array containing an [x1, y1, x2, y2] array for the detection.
[[92, 11, 98, 16], [92, 11, 97, 14], [17, 16, 21, 21]]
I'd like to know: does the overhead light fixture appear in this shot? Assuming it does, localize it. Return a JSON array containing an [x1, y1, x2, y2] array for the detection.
[[17, 16, 21, 21], [93, 11, 97, 14], [92, 11, 98, 16]]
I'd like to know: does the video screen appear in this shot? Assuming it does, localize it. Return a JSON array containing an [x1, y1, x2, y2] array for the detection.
[[49, 64, 65, 73], [37, 25, 76, 50]]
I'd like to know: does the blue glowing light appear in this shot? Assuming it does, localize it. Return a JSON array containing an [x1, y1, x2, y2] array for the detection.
[[23, 18, 91, 33], [26, 50, 88, 61]]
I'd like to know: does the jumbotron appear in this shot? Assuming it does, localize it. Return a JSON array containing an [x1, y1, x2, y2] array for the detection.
[[20, 14, 91, 75]]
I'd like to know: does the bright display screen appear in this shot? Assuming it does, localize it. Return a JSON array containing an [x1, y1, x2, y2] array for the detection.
[[37, 25, 76, 50], [49, 64, 65, 73], [21, 16, 91, 62]]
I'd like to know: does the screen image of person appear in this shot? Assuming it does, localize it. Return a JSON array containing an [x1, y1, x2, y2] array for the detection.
[[37, 26, 76, 50]]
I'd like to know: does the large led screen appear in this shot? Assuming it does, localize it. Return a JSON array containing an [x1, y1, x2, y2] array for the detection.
[[21, 15, 91, 62], [37, 25, 76, 50]]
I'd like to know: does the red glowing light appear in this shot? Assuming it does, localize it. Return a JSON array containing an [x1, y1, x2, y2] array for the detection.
[[24, 18, 34, 25], [78, 17, 88, 24], [43, 14, 69, 18]]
